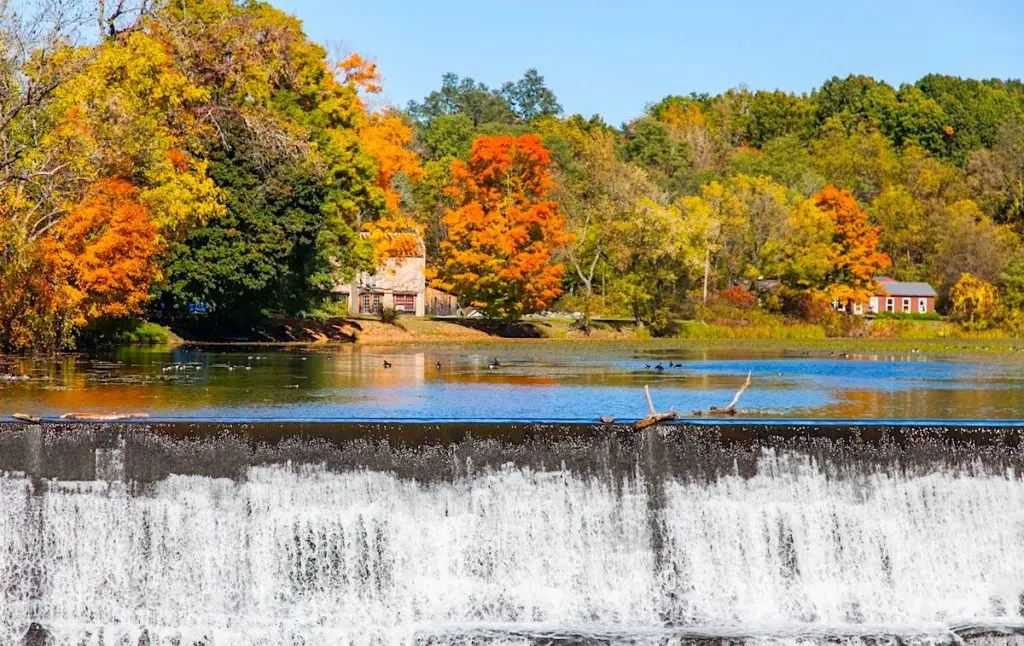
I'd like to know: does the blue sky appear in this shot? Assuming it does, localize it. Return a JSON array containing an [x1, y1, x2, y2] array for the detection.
[[273, 0, 1023, 126]]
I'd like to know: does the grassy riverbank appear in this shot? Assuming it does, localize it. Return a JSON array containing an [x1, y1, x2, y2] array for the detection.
[[82, 313, 1021, 354], [139, 315, 1024, 357], [354, 315, 1012, 345]]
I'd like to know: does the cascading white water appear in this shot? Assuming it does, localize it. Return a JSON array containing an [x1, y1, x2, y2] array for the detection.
[[659, 453, 1024, 633], [1, 449, 1023, 645]]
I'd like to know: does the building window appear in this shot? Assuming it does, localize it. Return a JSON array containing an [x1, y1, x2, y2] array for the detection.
[[902, 297, 910, 312], [853, 303, 863, 315], [394, 293, 416, 313], [918, 298, 927, 313], [360, 292, 381, 314], [886, 298, 894, 312]]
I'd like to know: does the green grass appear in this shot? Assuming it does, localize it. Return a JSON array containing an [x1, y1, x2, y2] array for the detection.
[[866, 318, 1010, 340], [874, 311, 942, 322], [107, 321, 176, 346]]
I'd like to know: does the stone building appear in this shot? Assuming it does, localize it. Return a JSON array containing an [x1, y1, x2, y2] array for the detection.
[[333, 244, 426, 317]]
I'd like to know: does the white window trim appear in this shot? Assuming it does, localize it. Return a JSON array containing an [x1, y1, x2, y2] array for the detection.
[[886, 297, 894, 312], [902, 297, 911, 312], [918, 298, 927, 313]]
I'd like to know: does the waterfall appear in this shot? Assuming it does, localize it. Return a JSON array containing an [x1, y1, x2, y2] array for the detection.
[[1, 430, 1024, 644]]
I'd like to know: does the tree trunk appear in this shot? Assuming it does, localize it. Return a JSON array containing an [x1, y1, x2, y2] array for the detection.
[[580, 280, 593, 335], [703, 247, 710, 305]]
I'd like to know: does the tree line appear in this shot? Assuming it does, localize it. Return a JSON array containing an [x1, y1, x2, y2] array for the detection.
[[2, 0, 1023, 351]]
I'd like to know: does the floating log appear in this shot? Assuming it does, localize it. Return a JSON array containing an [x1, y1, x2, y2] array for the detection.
[[11, 413, 42, 424], [598, 416, 616, 425], [59, 412, 150, 421], [634, 385, 678, 430]]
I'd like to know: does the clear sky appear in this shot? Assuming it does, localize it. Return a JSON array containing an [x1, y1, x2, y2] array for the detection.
[[273, 0, 1023, 126]]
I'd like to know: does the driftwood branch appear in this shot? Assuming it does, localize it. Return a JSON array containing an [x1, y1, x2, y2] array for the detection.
[[635, 385, 678, 430], [724, 370, 752, 412], [706, 371, 753, 416], [604, 371, 753, 428]]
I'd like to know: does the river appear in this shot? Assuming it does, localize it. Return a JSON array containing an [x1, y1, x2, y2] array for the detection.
[[3, 342, 1024, 420]]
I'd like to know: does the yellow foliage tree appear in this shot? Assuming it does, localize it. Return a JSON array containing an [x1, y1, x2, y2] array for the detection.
[[949, 273, 1000, 330], [35, 30, 223, 240]]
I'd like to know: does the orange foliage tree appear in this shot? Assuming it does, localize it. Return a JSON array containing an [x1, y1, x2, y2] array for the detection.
[[341, 53, 427, 263], [361, 110, 426, 214], [0, 225, 76, 352], [339, 53, 382, 95], [364, 214, 425, 265], [44, 179, 162, 326], [815, 185, 891, 307], [439, 134, 570, 319]]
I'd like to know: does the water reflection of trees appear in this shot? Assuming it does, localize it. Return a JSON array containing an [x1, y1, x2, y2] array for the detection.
[[826, 387, 1024, 419]]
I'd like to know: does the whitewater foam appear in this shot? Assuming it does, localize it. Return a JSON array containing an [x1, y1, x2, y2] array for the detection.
[[1, 448, 1022, 644]]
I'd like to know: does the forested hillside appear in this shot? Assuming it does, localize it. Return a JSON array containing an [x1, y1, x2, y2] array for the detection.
[[2, 0, 1023, 350]]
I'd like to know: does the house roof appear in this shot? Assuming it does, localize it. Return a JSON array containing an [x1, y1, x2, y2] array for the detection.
[[875, 277, 937, 297]]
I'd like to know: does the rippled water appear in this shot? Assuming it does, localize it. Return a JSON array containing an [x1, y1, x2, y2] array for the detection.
[[3, 343, 1024, 420]]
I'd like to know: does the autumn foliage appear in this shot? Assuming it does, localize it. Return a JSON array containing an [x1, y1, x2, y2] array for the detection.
[[720, 285, 757, 310], [0, 227, 75, 351], [4, 0, 1024, 348], [362, 111, 426, 214], [44, 179, 162, 326], [0, 179, 160, 350], [439, 135, 570, 318], [949, 273, 999, 329], [815, 185, 892, 306], [364, 214, 425, 264]]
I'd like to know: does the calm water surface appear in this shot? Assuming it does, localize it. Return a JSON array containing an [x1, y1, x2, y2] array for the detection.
[[2, 343, 1024, 420]]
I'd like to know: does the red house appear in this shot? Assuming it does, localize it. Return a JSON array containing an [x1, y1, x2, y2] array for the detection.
[[868, 277, 937, 315]]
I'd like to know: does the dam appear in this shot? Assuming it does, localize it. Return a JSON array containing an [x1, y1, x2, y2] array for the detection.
[[1, 420, 1023, 645]]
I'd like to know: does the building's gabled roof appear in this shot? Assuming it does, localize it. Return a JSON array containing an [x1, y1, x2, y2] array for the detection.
[[875, 277, 937, 297]]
